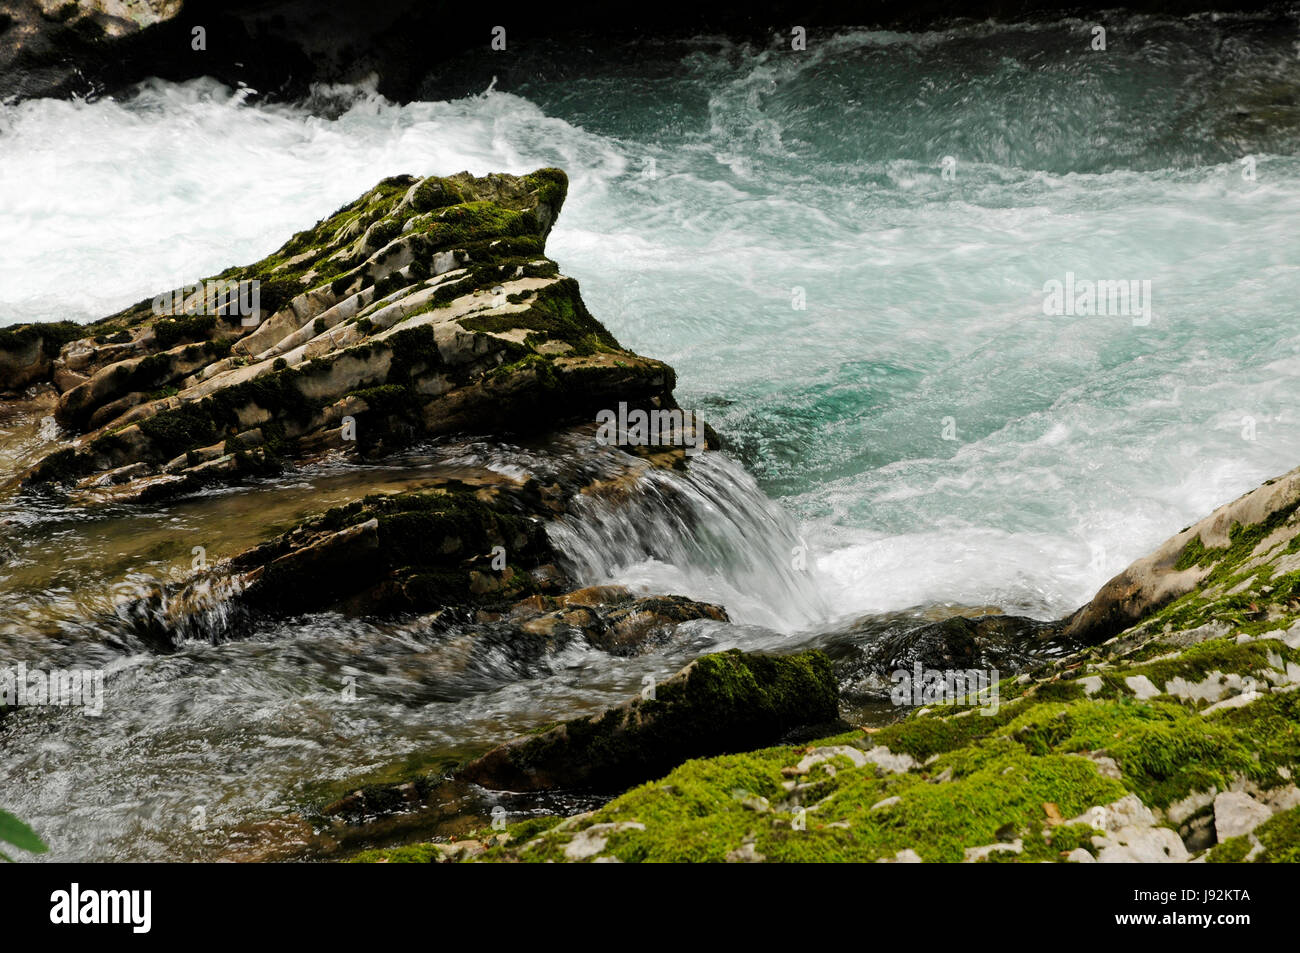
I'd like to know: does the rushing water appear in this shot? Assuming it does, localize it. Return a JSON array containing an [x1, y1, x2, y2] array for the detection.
[[2, 13, 1300, 858]]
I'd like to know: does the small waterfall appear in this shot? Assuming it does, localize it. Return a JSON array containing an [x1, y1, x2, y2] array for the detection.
[[109, 571, 249, 649], [548, 451, 829, 633]]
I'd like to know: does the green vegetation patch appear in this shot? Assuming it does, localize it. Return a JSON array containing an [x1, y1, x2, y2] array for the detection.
[[459, 278, 618, 356]]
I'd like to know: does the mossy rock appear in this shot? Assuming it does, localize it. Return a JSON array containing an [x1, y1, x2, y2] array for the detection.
[[458, 649, 841, 793]]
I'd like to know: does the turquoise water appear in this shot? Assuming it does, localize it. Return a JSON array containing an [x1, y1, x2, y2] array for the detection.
[[2, 14, 1300, 624], [3, 12, 1300, 862]]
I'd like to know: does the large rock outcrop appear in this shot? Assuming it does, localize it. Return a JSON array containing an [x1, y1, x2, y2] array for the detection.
[[0, 167, 718, 654], [4, 168, 687, 507]]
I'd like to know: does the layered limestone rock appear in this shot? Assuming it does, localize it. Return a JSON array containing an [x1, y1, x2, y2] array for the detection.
[[3, 168, 690, 507], [0, 168, 720, 652]]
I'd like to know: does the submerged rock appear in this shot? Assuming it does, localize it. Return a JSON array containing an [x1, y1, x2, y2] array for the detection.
[[839, 611, 1057, 677], [458, 649, 841, 793], [493, 587, 729, 655]]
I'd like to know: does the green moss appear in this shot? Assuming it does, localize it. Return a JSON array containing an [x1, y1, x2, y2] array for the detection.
[[523, 167, 569, 212], [366, 219, 404, 251], [385, 325, 442, 386], [135, 364, 320, 461], [0, 320, 83, 354], [254, 276, 302, 317], [504, 815, 563, 843], [22, 447, 92, 486], [1174, 534, 1211, 572], [348, 843, 447, 864], [1173, 502, 1300, 582], [346, 383, 424, 451], [1032, 680, 1088, 703], [413, 201, 534, 248], [868, 701, 1025, 761], [475, 735, 1122, 863], [411, 178, 464, 213], [1121, 637, 1296, 692], [459, 278, 617, 355], [1247, 805, 1300, 862], [1048, 822, 1100, 856], [372, 272, 407, 299], [152, 314, 216, 349], [374, 492, 537, 570]]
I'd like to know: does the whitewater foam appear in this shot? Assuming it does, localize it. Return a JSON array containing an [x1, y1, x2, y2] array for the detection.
[[3, 15, 1299, 623]]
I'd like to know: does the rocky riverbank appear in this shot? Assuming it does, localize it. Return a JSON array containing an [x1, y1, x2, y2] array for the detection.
[[350, 466, 1300, 863]]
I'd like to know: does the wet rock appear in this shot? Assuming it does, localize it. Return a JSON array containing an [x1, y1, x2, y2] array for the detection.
[[501, 587, 728, 655], [133, 469, 728, 652], [0, 322, 83, 393], [0, 0, 184, 103], [458, 649, 839, 793], [832, 610, 1057, 706], [594, 596, 729, 654], [231, 486, 555, 617]]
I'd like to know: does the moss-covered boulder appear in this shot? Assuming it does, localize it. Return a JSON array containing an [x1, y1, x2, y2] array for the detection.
[[457, 649, 840, 793], [488, 587, 730, 655], [8, 168, 700, 504]]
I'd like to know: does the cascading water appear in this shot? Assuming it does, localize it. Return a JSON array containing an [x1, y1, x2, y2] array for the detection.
[[549, 449, 829, 632]]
